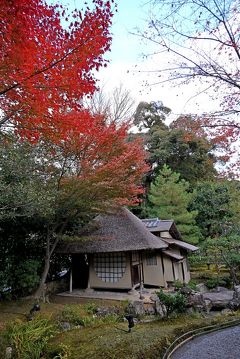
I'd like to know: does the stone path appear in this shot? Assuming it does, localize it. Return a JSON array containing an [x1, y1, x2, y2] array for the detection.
[[56, 288, 157, 303], [171, 325, 240, 359]]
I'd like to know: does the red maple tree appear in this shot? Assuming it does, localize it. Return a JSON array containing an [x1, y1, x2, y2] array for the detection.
[[0, 0, 113, 139], [0, 0, 149, 201], [1, 0, 149, 297]]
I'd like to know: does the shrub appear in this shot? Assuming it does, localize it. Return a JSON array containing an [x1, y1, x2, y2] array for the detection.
[[173, 280, 184, 290], [187, 280, 197, 291], [205, 276, 232, 289], [157, 290, 187, 317], [10, 259, 41, 297], [46, 343, 72, 359], [59, 305, 85, 326], [4, 318, 58, 359], [83, 302, 98, 314], [59, 305, 121, 327]]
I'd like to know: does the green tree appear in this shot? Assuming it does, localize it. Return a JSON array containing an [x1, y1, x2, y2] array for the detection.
[[132, 102, 216, 187], [0, 128, 147, 299], [148, 124, 216, 185], [202, 230, 240, 285], [133, 101, 170, 131], [189, 181, 233, 239], [147, 165, 201, 244]]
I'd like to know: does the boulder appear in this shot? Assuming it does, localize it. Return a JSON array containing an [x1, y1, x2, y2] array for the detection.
[[233, 285, 240, 299], [203, 290, 234, 310], [195, 283, 208, 293], [187, 292, 204, 307], [155, 301, 167, 317], [149, 293, 160, 302], [60, 322, 71, 331], [5, 347, 12, 359], [204, 299, 213, 313], [149, 293, 167, 317], [214, 286, 229, 293], [179, 286, 192, 295], [221, 308, 233, 315], [228, 298, 240, 311], [95, 306, 119, 317], [127, 301, 145, 316]]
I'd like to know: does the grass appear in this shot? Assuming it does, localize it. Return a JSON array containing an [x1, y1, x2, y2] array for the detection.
[[1, 299, 240, 359], [45, 312, 240, 359]]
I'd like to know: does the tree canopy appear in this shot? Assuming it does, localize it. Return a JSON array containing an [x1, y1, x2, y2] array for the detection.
[[0, 0, 149, 298], [147, 165, 201, 244], [0, 0, 114, 141]]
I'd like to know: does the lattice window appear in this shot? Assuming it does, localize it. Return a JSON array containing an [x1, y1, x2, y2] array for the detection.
[[146, 253, 157, 266], [94, 252, 126, 283]]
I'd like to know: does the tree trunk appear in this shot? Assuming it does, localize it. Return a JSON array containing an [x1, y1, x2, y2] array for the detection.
[[230, 267, 239, 286], [33, 255, 50, 301]]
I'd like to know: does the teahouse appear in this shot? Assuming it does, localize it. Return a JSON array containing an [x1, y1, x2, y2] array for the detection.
[[58, 207, 198, 292]]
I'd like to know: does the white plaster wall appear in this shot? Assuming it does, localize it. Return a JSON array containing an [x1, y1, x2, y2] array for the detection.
[[89, 253, 132, 289], [142, 253, 166, 287]]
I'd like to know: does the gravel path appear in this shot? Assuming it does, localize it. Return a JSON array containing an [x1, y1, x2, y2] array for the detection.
[[171, 325, 240, 359]]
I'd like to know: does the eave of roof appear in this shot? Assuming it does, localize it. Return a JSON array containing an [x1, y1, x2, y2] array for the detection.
[[162, 237, 198, 252], [162, 250, 184, 261]]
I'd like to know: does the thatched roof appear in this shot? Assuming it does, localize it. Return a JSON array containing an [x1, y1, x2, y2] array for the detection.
[[58, 208, 168, 254], [142, 218, 182, 240]]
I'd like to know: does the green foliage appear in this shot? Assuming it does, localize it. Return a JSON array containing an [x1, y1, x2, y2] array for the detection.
[[10, 259, 41, 296], [205, 278, 223, 289], [204, 276, 231, 290], [59, 305, 121, 327], [187, 280, 197, 291], [173, 280, 184, 290], [147, 165, 201, 244], [134, 108, 217, 186], [4, 318, 58, 359], [0, 259, 42, 299], [133, 101, 170, 131], [189, 181, 233, 238], [157, 290, 187, 316], [202, 231, 240, 285], [82, 302, 98, 314], [46, 343, 72, 359]]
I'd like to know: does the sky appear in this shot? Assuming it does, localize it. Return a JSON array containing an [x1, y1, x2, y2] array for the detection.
[[56, 0, 222, 120]]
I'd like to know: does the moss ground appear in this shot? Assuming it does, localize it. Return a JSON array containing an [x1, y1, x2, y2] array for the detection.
[[1, 299, 240, 359]]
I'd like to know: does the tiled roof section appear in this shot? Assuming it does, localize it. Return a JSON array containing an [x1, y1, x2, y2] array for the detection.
[[142, 218, 173, 231], [58, 208, 168, 254], [142, 218, 182, 240]]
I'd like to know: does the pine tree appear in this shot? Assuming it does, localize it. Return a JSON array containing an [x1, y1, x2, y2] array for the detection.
[[147, 165, 201, 244]]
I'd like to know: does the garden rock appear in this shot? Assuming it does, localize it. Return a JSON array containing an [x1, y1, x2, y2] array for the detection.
[[204, 299, 212, 313], [145, 306, 155, 315], [214, 286, 229, 292], [95, 306, 119, 317], [187, 292, 205, 308], [221, 308, 233, 315], [195, 283, 208, 293], [179, 286, 192, 295], [233, 285, 240, 299], [60, 321, 71, 331], [5, 347, 12, 359], [203, 290, 234, 309], [228, 298, 240, 311], [127, 300, 145, 316], [155, 301, 167, 317], [150, 293, 167, 317]]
